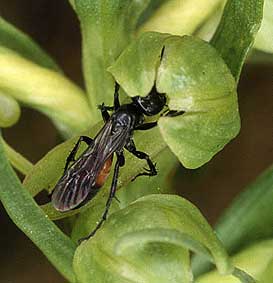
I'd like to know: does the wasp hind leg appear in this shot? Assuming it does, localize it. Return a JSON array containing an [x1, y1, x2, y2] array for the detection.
[[125, 139, 157, 181], [64, 136, 93, 172], [79, 152, 125, 243]]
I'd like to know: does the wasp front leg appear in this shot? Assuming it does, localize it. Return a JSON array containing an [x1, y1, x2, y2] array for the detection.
[[98, 103, 112, 122], [98, 83, 121, 122]]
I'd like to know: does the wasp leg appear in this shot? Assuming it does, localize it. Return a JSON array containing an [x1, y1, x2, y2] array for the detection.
[[79, 152, 124, 242], [98, 103, 112, 121], [113, 83, 120, 110], [98, 83, 121, 121], [134, 111, 184, 131], [135, 121, 157, 130], [125, 139, 157, 180], [64, 136, 93, 172], [163, 110, 185, 117]]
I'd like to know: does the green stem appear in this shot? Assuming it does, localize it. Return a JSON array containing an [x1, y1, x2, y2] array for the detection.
[[2, 138, 33, 175], [68, 0, 75, 10]]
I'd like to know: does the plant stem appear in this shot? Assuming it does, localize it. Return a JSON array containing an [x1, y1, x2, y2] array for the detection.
[[2, 137, 33, 175]]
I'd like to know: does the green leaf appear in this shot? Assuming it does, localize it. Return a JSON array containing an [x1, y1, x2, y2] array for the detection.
[[1, 138, 33, 176], [73, 195, 233, 283], [0, 135, 76, 282], [254, 0, 273, 53], [210, 0, 264, 82], [196, 240, 273, 283], [139, 0, 223, 36], [109, 33, 240, 169], [74, 0, 151, 121], [0, 47, 93, 137], [0, 91, 20, 127], [192, 164, 273, 276], [215, 165, 273, 253], [0, 16, 61, 72]]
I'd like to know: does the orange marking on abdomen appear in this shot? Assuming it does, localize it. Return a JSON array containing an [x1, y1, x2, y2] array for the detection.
[[95, 155, 113, 188]]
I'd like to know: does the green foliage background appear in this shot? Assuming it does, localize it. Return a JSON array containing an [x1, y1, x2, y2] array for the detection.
[[0, 0, 272, 283]]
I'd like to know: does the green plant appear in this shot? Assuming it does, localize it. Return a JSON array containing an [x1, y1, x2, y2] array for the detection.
[[0, 0, 272, 283]]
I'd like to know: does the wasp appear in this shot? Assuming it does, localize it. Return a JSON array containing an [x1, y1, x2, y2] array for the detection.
[[51, 84, 167, 240]]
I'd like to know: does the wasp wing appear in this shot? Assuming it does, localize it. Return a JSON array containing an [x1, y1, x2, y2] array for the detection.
[[51, 119, 131, 211]]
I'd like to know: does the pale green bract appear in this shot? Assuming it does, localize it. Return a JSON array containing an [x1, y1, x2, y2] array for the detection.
[[139, 0, 223, 36], [0, 16, 93, 137], [0, 91, 20, 127], [0, 47, 93, 137], [254, 0, 273, 53], [0, 16, 60, 71], [109, 32, 240, 169]]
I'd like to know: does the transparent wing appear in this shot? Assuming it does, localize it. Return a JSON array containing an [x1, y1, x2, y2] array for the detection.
[[51, 119, 131, 211]]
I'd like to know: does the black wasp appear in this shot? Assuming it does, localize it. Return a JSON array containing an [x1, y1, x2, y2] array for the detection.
[[51, 84, 166, 240]]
